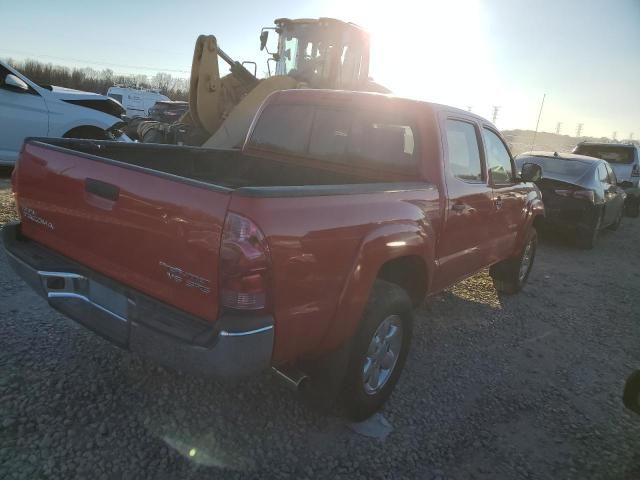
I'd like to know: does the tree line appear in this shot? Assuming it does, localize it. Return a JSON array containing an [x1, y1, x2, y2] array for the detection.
[[6, 58, 189, 101]]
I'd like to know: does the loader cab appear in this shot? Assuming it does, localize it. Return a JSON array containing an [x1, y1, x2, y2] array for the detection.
[[263, 18, 370, 90]]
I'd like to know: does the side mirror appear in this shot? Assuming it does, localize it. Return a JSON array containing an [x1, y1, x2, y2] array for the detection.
[[260, 30, 269, 52], [521, 162, 542, 182], [2, 73, 29, 92]]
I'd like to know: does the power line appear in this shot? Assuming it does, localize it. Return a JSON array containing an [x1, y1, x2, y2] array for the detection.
[[491, 106, 500, 124], [529, 93, 546, 151], [0, 49, 191, 74]]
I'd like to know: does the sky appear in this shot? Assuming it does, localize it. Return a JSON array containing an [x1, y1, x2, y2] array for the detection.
[[1, 0, 638, 138]]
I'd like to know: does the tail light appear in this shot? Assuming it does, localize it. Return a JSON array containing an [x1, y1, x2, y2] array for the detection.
[[554, 188, 595, 204], [632, 164, 640, 177], [219, 213, 271, 312]]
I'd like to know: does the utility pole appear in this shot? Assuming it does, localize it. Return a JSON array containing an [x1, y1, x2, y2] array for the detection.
[[492, 106, 500, 124], [555, 122, 562, 135], [630, 132, 634, 141], [576, 123, 584, 138], [612, 131, 617, 141], [529, 93, 546, 151]]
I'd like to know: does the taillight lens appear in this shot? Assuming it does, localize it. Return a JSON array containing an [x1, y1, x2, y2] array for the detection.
[[573, 190, 595, 204], [555, 188, 595, 204], [632, 164, 640, 177], [219, 213, 271, 312], [553, 189, 572, 197]]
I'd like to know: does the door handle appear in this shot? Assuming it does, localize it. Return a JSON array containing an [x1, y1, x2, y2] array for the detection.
[[85, 178, 120, 201], [452, 203, 466, 212]]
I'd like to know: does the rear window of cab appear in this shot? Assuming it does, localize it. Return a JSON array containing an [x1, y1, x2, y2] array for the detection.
[[247, 103, 418, 176], [574, 145, 635, 164]]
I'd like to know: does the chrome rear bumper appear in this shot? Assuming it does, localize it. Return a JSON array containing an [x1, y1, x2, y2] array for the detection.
[[2, 222, 274, 378]]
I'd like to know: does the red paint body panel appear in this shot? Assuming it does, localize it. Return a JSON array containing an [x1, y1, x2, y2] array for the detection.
[[15, 143, 228, 323], [12, 89, 544, 370], [228, 186, 441, 364]]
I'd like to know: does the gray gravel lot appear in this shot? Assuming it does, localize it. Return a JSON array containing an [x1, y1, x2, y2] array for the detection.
[[1, 175, 639, 479]]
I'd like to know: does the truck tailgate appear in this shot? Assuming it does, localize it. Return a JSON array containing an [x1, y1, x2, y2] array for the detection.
[[14, 141, 230, 323]]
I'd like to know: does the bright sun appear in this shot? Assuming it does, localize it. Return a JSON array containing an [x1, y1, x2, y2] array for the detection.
[[326, 0, 495, 109]]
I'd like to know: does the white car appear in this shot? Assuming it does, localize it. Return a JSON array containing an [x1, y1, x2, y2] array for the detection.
[[0, 60, 126, 166]]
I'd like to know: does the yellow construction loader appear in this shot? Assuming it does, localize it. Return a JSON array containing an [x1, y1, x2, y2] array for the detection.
[[137, 17, 388, 148]]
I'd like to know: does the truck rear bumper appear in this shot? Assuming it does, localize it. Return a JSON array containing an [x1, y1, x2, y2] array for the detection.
[[2, 222, 273, 378]]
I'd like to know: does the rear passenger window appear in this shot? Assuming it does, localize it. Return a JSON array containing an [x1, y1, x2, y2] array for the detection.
[[445, 120, 483, 182], [484, 128, 515, 184], [249, 104, 314, 155], [597, 164, 609, 184], [604, 163, 617, 184]]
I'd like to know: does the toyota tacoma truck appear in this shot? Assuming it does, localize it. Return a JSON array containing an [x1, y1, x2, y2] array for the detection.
[[2, 89, 544, 420]]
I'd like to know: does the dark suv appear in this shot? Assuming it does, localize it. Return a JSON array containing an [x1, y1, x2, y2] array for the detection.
[[573, 142, 640, 217]]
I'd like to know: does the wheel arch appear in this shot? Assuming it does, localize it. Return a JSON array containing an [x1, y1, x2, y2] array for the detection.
[[512, 194, 545, 256], [62, 125, 108, 139], [316, 222, 435, 353], [376, 255, 428, 307]]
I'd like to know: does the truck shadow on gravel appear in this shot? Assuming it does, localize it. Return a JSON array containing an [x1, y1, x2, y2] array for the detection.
[[94, 278, 511, 476]]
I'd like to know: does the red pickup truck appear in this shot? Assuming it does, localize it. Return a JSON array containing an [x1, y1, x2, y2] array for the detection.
[[3, 89, 544, 419]]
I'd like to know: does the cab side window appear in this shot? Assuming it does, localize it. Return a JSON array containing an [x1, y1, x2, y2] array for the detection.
[[445, 119, 483, 182], [604, 163, 617, 184], [483, 128, 515, 184], [597, 164, 609, 184]]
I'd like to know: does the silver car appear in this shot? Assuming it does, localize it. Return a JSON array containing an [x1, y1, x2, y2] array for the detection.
[[573, 142, 640, 217]]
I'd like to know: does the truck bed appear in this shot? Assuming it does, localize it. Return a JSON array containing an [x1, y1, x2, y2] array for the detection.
[[34, 138, 414, 192]]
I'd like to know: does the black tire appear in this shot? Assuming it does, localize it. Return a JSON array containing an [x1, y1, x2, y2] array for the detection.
[[607, 209, 623, 231], [490, 228, 537, 294], [623, 370, 640, 415], [575, 215, 601, 249], [340, 280, 413, 421], [626, 199, 640, 218]]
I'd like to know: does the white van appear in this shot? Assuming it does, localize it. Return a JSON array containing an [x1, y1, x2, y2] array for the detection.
[[107, 86, 169, 117]]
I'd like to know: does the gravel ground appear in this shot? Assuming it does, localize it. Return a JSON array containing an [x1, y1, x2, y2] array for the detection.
[[0, 177, 15, 225], [1, 174, 639, 479]]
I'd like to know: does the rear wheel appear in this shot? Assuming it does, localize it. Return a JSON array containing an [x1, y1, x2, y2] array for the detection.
[[490, 228, 537, 294], [623, 370, 640, 415], [626, 199, 640, 218], [341, 280, 413, 421], [575, 214, 601, 249], [607, 209, 623, 231]]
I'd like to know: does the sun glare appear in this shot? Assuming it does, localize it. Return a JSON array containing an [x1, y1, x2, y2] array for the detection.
[[329, 0, 495, 109]]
